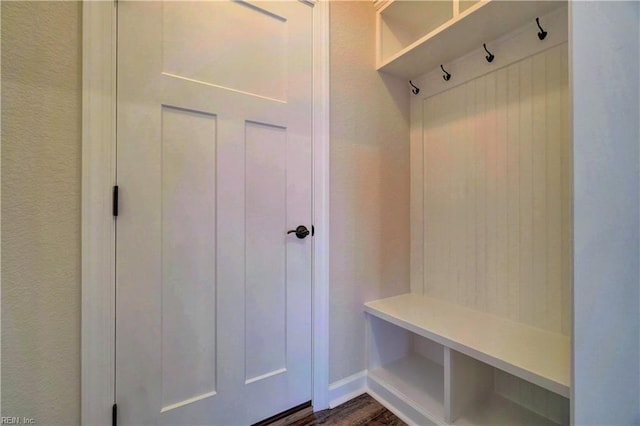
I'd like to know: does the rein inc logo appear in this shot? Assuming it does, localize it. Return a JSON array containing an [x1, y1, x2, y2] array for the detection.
[[1, 418, 35, 425]]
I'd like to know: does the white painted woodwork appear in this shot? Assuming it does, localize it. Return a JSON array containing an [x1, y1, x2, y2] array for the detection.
[[365, 306, 569, 425], [365, 294, 570, 397], [406, 6, 568, 103], [162, 2, 287, 101], [413, 333, 445, 366], [369, 355, 445, 422], [377, 0, 452, 66], [160, 107, 218, 411], [376, 0, 566, 78], [367, 315, 412, 371], [445, 349, 493, 423], [452, 394, 560, 426], [494, 370, 569, 425], [408, 5, 568, 298], [372, 7, 573, 424], [458, 1, 480, 14], [373, 0, 390, 12], [311, 0, 331, 410], [82, 2, 330, 422], [116, 2, 313, 424], [366, 316, 445, 425], [81, 2, 117, 424], [367, 379, 439, 426], [417, 43, 570, 335], [409, 78, 424, 295], [245, 122, 287, 383], [327, 371, 367, 409]]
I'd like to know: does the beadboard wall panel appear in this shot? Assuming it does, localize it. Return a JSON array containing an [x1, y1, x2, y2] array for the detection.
[[420, 43, 570, 335]]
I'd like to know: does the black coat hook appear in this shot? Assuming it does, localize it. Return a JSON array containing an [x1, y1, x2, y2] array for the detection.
[[440, 65, 451, 81], [536, 17, 547, 40], [409, 80, 420, 95], [483, 43, 495, 63]]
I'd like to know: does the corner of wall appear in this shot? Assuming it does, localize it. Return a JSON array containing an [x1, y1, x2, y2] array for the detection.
[[328, 0, 410, 385]]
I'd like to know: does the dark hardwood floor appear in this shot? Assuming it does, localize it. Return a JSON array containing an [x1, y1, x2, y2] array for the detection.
[[265, 394, 406, 426]]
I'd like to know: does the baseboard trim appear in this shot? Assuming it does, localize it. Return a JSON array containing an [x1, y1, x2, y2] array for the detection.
[[365, 388, 421, 426], [366, 374, 444, 426], [326, 370, 444, 426], [327, 370, 367, 409], [328, 371, 447, 425]]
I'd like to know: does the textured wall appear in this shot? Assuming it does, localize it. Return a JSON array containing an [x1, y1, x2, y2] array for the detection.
[[329, 1, 410, 384], [571, 2, 640, 424], [1, 2, 82, 424]]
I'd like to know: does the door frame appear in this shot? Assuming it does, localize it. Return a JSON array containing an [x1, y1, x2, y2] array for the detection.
[[80, 1, 330, 424]]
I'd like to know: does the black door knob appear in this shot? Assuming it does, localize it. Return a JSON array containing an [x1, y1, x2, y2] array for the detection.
[[287, 225, 310, 239]]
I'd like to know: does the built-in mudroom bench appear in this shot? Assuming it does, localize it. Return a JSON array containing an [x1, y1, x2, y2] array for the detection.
[[365, 294, 569, 425], [366, 0, 571, 424]]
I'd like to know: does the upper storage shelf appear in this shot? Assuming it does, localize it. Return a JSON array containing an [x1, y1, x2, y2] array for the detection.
[[376, 0, 567, 79]]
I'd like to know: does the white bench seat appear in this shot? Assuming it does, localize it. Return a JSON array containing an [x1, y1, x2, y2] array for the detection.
[[364, 293, 570, 398]]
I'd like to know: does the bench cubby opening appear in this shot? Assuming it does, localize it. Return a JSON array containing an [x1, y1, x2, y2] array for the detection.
[[367, 315, 445, 425], [447, 349, 569, 426]]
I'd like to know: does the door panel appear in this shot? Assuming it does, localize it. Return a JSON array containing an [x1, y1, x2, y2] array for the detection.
[[162, 1, 287, 101], [245, 121, 288, 384], [116, 2, 312, 424]]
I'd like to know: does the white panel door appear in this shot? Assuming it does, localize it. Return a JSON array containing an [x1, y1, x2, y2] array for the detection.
[[115, 2, 313, 424]]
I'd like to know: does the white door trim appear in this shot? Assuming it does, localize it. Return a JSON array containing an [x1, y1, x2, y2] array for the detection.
[[311, 0, 330, 412], [80, 1, 330, 424], [81, 1, 117, 425]]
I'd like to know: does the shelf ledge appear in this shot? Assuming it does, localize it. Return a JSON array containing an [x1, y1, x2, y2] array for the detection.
[[377, 0, 567, 79]]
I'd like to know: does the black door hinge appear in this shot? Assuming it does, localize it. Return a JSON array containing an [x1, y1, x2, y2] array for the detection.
[[113, 185, 119, 217], [112, 403, 118, 426]]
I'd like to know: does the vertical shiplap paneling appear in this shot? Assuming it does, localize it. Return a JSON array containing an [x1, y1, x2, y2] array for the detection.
[[485, 71, 498, 316], [465, 78, 478, 309], [437, 91, 452, 300], [422, 43, 569, 334], [545, 45, 565, 333], [451, 85, 466, 305], [518, 57, 534, 328], [442, 90, 456, 303], [494, 67, 509, 320], [532, 51, 548, 331], [475, 76, 488, 313], [506, 62, 521, 325], [423, 95, 436, 296]]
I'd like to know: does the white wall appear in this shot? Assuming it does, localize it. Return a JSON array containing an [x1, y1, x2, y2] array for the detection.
[[329, 1, 410, 384], [1, 2, 82, 424], [571, 2, 640, 424]]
